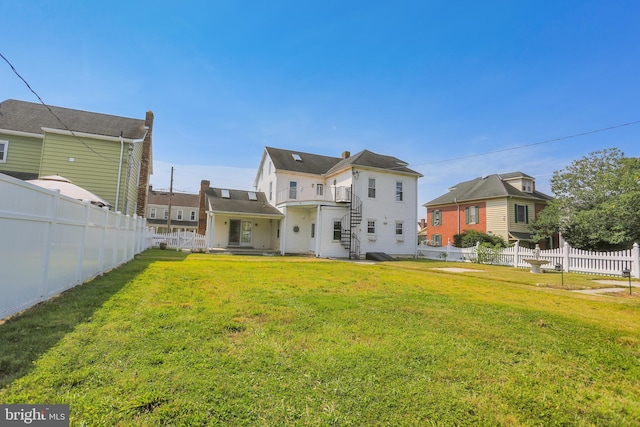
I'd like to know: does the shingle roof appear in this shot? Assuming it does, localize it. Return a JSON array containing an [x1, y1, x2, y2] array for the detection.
[[265, 147, 341, 175], [424, 173, 552, 206], [264, 146, 421, 177], [148, 189, 199, 208], [205, 188, 283, 217], [325, 149, 422, 176], [0, 99, 148, 140]]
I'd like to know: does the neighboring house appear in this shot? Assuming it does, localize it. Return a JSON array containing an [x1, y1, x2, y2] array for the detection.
[[249, 146, 423, 258], [147, 186, 199, 233], [424, 172, 554, 248], [0, 99, 153, 216], [198, 180, 284, 251]]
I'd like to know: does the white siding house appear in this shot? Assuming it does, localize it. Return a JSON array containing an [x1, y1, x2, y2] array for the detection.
[[254, 147, 422, 259]]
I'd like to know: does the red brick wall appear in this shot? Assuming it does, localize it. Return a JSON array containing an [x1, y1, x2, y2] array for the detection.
[[428, 202, 486, 246]]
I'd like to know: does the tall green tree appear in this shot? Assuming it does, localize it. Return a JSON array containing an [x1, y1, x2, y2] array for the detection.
[[532, 148, 640, 251]]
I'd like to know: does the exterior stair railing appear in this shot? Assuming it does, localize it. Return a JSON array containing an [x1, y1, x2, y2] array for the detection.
[[340, 186, 362, 259]]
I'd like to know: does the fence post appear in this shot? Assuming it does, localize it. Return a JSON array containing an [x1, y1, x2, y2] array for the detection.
[[39, 190, 61, 301], [563, 242, 570, 273], [512, 240, 519, 268], [632, 242, 640, 279]]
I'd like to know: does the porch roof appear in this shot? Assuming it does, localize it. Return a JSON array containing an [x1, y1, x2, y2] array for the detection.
[[205, 188, 283, 218]]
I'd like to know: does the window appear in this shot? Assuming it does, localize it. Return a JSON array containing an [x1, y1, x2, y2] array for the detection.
[[395, 221, 403, 235], [431, 209, 442, 226], [316, 183, 324, 196], [149, 208, 156, 219], [367, 220, 376, 234], [248, 191, 258, 201], [515, 204, 529, 223], [269, 182, 273, 201], [333, 221, 341, 241], [368, 178, 376, 198], [221, 189, 230, 198], [0, 140, 7, 163], [522, 181, 532, 193], [395, 182, 403, 201], [268, 161, 272, 174], [311, 223, 315, 238], [292, 153, 302, 161], [190, 210, 196, 221], [432, 234, 442, 247], [466, 206, 479, 224], [289, 181, 297, 199], [163, 209, 168, 220], [177, 210, 184, 221]]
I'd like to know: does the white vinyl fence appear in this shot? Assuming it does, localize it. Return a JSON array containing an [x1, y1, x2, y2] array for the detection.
[[151, 230, 206, 251], [417, 240, 640, 278], [0, 173, 152, 320]]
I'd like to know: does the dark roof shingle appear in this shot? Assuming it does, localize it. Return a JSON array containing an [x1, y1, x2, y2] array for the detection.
[[205, 188, 283, 216]]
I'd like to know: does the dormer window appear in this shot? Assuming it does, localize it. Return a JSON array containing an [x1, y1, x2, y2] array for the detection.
[[292, 153, 302, 162], [522, 180, 533, 193]]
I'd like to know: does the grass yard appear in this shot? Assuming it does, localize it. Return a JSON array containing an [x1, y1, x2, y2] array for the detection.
[[1, 250, 639, 426]]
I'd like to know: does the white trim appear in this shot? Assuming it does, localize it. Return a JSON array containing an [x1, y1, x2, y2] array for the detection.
[[41, 127, 145, 143], [0, 129, 43, 138], [0, 140, 7, 163]]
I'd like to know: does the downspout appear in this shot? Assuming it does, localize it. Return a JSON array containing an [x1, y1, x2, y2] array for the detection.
[[115, 132, 124, 211]]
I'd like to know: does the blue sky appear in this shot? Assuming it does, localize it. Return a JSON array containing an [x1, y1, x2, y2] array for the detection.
[[2, 1, 639, 216]]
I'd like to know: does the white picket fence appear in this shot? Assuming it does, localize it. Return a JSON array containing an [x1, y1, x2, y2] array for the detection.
[[417, 240, 640, 278], [0, 173, 152, 320], [152, 230, 206, 251]]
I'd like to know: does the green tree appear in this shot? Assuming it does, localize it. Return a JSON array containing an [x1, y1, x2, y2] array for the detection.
[[531, 148, 640, 251]]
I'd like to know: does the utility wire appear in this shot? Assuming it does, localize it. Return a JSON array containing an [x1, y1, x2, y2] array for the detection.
[[1, 52, 115, 162], [410, 120, 640, 168]]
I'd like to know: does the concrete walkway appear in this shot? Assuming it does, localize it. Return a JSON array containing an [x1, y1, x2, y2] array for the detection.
[[572, 279, 639, 295]]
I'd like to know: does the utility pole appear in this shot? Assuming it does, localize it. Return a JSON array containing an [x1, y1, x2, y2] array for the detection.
[[167, 166, 174, 232]]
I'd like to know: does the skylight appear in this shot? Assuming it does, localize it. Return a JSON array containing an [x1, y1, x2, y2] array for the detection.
[[221, 189, 230, 198], [292, 153, 302, 161], [248, 191, 257, 201]]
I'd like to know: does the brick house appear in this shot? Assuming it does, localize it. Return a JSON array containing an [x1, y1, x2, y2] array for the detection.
[[424, 172, 554, 248]]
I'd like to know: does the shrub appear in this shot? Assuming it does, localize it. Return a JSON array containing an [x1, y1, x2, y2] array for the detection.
[[453, 230, 506, 248]]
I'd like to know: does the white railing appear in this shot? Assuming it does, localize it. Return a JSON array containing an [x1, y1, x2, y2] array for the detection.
[[417, 241, 640, 278], [152, 230, 206, 251], [276, 185, 351, 204], [0, 173, 152, 321]]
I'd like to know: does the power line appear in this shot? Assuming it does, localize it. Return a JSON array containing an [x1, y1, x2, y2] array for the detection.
[[411, 120, 640, 168], [0, 52, 114, 162]]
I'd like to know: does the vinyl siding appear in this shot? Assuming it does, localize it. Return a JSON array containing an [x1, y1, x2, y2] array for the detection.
[[39, 132, 127, 213], [508, 199, 535, 233], [0, 132, 42, 175], [485, 198, 509, 242]]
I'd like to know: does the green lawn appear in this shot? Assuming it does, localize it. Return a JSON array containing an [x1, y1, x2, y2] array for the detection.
[[1, 250, 639, 426]]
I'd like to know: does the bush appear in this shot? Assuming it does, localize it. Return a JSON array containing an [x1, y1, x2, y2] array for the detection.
[[453, 230, 506, 248]]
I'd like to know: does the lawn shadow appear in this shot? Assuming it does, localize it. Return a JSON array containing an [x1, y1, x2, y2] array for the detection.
[[0, 249, 187, 389]]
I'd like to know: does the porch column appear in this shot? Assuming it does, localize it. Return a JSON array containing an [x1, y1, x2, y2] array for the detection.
[[280, 207, 287, 255], [315, 206, 322, 257], [205, 212, 215, 249]]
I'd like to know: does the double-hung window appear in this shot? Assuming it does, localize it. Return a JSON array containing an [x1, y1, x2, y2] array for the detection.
[[431, 209, 442, 226], [465, 206, 479, 224], [368, 178, 376, 198], [316, 183, 324, 197], [163, 209, 168, 220], [367, 220, 376, 234], [395, 182, 403, 201], [0, 140, 7, 163], [515, 204, 529, 223], [190, 210, 196, 221], [332, 221, 341, 241], [149, 208, 157, 219], [177, 210, 184, 221], [395, 221, 403, 235], [289, 181, 297, 199]]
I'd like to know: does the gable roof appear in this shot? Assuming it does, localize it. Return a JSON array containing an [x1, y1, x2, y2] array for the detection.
[[325, 149, 422, 176], [263, 146, 421, 177], [264, 147, 342, 175], [0, 99, 148, 140], [148, 189, 199, 208], [424, 172, 552, 206], [205, 188, 283, 217]]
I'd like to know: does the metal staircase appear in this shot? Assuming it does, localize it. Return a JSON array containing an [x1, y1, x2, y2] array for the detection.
[[340, 186, 362, 259]]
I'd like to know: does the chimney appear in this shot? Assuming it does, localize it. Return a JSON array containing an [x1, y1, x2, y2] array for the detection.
[[197, 180, 210, 235], [135, 111, 154, 217], [342, 151, 350, 159]]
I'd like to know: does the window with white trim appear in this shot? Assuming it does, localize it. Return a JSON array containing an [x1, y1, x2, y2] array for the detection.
[[432, 234, 442, 246], [395, 221, 403, 235], [431, 209, 442, 226], [163, 209, 168, 220], [395, 181, 403, 201], [177, 210, 184, 221], [465, 206, 479, 224], [515, 204, 529, 223], [332, 221, 341, 241], [269, 182, 273, 201], [0, 140, 7, 163], [367, 220, 376, 234], [190, 210, 196, 221], [368, 178, 376, 198], [149, 208, 156, 219], [316, 183, 324, 196]]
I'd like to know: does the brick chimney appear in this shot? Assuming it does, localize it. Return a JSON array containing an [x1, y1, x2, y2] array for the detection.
[[136, 111, 154, 217], [197, 180, 210, 235], [342, 151, 350, 159]]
